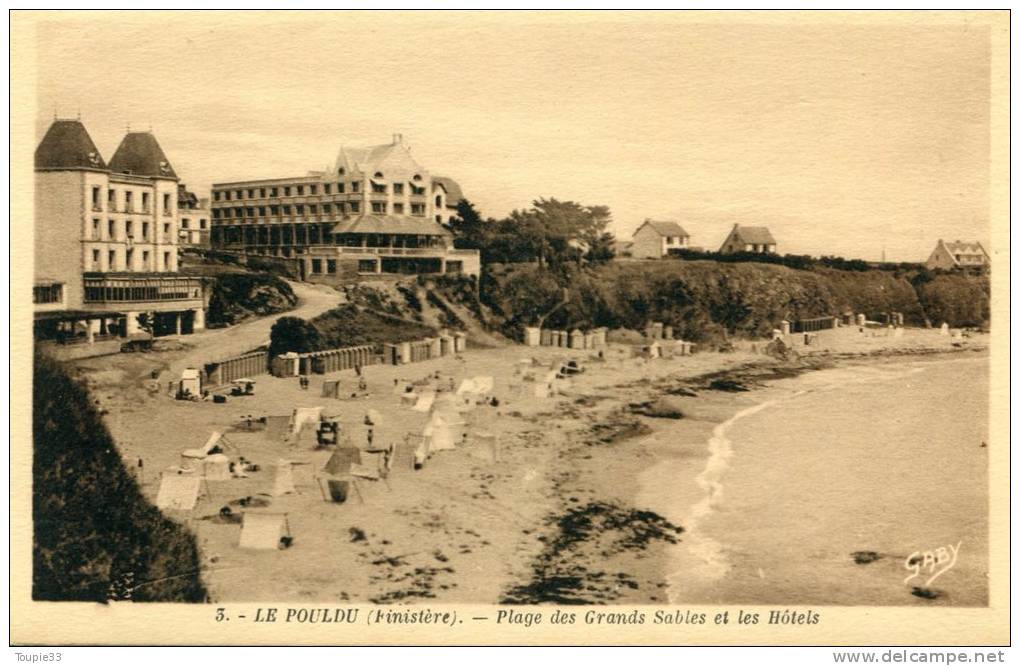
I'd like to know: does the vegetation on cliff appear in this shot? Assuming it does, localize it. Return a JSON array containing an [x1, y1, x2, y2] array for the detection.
[[205, 273, 298, 328], [268, 305, 437, 357], [460, 260, 989, 343]]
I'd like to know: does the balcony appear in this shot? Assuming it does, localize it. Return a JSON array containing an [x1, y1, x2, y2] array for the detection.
[[83, 274, 205, 306], [333, 246, 458, 257]]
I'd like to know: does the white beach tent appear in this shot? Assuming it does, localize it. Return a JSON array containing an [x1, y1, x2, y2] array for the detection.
[[291, 407, 324, 435], [202, 453, 232, 481], [457, 376, 495, 397], [412, 390, 436, 412], [181, 431, 225, 465], [155, 473, 202, 511], [272, 459, 296, 496], [423, 413, 459, 452], [238, 512, 290, 550]]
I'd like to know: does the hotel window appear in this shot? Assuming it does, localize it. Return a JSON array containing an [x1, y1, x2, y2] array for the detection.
[[358, 259, 376, 273], [92, 186, 101, 209], [327, 259, 337, 274], [323, 203, 332, 214], [108, 220, 116, 238], [212, 209, 221, 219], [214, 191, 221, 201], [349, 201, 360, 213], [235, 207, 243, 218], [247, 207, 255, 217], [92, 218, 101, 239], [309, 185, 317, 195], [33, 283, 64, 304], [236, 190, 243, 200], [282, 205, 292, 215], [392, 183, 403, 195], [163, 222, 171, 237], [284, 186, 292, 196], [258, 206, 266, 216], [108, 189, 116, 207], [248, 189, 255, 198], [259, 188, 267, 197], [142, 192, 150, 212], [126, 248, 134, 269], [200, 219, 207, 230], [324, 184, 331, 195], [411, 203, 426, 216], [270, 187, 278, 197], [270, 205, 279, 215], [297, 185, 304, 195], [108, 250, 116, 270], [142, 250, 150, 269], [125, 191, 133, 211], [141, 221, 149, 239], [371, 202, 386, 214], [296, 204, 304, 216], [371, 182, 386, 194], [410, 184, 425, 195], [393, 203, 404, 214], [164, 252, 171, 269], [351, 181, 360, 193], [435, 195, 442, 207], [337, 183, 345, 193], [92, 249, 100, 267], [309, 204, 318, 215], [163, 193, 172, 214], [311, 259, 322, 274], [126, 220, 134, 238]]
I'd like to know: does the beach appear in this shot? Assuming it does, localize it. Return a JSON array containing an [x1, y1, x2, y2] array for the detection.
[[71, 325, 989, 605]]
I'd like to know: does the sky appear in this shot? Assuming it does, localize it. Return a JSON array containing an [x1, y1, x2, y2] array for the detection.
[[32, 12, 993, 262]]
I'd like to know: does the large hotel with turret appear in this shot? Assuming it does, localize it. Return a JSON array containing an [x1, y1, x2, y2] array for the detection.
[[209, 133, 480, 281], [33, 119, 207, 357]]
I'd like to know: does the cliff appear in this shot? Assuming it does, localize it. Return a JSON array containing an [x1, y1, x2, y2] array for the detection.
[[470, 260, 989, 343]]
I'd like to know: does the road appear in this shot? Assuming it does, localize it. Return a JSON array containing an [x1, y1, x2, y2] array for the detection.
[[164, 280, 342, 379]]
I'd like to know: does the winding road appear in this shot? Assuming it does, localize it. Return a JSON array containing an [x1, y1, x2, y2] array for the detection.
[[164, 280, 342, 378]]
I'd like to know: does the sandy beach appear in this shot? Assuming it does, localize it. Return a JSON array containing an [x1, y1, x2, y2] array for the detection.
[[70, 324, 989, 605]]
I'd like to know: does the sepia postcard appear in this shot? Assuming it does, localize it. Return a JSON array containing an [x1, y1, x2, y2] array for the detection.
[[9, 9, 1010, 648]]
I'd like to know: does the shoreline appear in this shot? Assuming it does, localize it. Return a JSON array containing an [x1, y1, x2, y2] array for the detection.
[[625, 348, 989, 607]]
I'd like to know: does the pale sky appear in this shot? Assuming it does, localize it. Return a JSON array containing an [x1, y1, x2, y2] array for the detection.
[[33, 12, 992, 261]]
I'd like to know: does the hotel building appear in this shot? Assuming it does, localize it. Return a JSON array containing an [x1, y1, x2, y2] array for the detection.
[[33, 119, 207, 357], [209, 134, 480, 280], [178, 184, 211, 249]]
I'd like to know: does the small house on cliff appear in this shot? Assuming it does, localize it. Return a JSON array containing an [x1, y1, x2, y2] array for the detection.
[[719, 224, 777, 255], [631, 220, 690, 258], [925, 239, 990, 270]]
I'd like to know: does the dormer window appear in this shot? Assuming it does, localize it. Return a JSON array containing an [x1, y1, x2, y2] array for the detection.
[[159, 160, 170, 175], [412, 174, 422, 181], [338, 168, 345, 176], [374, 172, 384, 178], [88, 151, 99, 167]]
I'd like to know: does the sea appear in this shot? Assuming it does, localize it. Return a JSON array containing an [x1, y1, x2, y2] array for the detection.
[[636, 353, 990, 607]]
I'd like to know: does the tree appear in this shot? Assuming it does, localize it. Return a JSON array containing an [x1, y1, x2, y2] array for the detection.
[[584, 231, 617, 265], [448, 199, 487, 250], [268, 316, 324, 358], [506, 198, 614, 267]]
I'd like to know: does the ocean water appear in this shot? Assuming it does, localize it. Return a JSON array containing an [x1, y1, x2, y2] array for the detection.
[[639, 354, 989, 606]]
